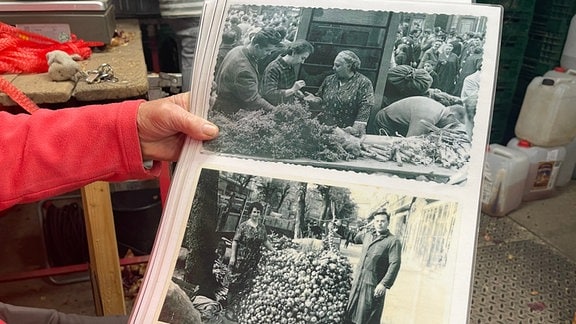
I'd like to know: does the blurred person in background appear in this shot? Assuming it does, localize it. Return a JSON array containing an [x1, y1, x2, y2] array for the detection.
[[460, 59, 482, 137], [433, 42, 460, 95], [159, 0, 204, 92]]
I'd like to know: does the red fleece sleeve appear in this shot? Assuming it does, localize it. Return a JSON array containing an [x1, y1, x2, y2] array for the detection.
[[1, 99, 160, 211]]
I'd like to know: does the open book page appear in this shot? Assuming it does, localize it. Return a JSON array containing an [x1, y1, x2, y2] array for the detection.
[[130, 0, 502, 323]]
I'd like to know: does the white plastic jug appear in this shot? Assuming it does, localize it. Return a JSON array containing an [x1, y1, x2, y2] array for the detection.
[[507, 138, 565, 202], [514, 76, 576, 147], [481, 144, 529, 217], [561, 14, 576, 70], [557, 138, 576, 186]]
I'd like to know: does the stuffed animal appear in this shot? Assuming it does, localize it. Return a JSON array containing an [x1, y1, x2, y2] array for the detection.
[[46, 50, 82, 81]]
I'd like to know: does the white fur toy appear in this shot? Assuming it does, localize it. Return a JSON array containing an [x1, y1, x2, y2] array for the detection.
[[46, 50, 82, 81]]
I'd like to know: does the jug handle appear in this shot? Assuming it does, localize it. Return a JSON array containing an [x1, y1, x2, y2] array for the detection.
[[491, 145, 523, 159]]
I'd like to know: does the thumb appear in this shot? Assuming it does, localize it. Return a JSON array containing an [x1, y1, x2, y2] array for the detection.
[[169, 107, 219, 141]]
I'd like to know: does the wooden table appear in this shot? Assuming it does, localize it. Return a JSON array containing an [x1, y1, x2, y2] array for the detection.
[[0, 19, 149, 316], [0, 20, 148, 106]]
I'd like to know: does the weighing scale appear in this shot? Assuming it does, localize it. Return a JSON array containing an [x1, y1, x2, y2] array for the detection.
[[0, 0, 115, 43]]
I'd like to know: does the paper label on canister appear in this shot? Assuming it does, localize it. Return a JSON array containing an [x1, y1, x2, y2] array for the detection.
[[547, 150, 559, 161], [530, 161, 561, 191], [481, 162, 494, 204]]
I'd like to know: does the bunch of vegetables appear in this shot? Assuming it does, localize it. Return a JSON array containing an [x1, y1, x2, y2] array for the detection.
[[206, 102, 470, 169], [268, 232, 301, 250], [205, 103, 357, 162], [236, 246, 353, 324], [361, 133, 470, 170]]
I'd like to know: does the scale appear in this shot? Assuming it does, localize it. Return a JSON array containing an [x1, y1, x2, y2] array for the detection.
[[0, 0, 115, 43]]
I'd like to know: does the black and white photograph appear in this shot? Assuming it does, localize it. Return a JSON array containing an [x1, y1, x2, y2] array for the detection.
[[159, 168, 461, 324], [200, 3, 497, 185]]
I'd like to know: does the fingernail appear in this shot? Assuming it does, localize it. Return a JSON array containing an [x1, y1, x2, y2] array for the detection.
[[202, 123, 219, 136]]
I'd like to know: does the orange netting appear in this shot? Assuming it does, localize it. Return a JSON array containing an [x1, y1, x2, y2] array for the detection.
[[0, 22, 104, 74]]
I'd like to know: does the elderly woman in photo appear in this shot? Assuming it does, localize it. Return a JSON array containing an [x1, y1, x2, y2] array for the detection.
[[433, 42, 460, 95], [304, 50, 375, 136]]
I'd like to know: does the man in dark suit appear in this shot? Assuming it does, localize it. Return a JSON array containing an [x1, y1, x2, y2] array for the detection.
[[345, 210, 402, 324]]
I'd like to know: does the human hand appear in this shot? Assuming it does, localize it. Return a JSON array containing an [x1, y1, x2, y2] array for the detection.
[[343, 126, 358, 136], [346, 121, 366, 138], [303, 91, 315, 99], [292, 80, 306, 91], [373, 283, 387, 298], [303, 92, 321, 106], [137, 92, 219, 161], [463, 93, 478, 108], [228, 257, 236, 269], [335, 127, 362, 157]]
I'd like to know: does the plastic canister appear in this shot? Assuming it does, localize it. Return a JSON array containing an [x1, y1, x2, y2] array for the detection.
[[507, 138, 566, 201], [481, 144, 529, 217], [561, 14, 576, 70], [544, 66, 576, 79], [514, 76, 576, 147], [557, 138, 576, 186]]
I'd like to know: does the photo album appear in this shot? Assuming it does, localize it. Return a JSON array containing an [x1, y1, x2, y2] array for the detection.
[[130, 0, 502, 323]]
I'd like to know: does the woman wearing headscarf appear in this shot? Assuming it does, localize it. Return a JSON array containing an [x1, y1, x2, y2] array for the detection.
[[433, 42, 460, 95]]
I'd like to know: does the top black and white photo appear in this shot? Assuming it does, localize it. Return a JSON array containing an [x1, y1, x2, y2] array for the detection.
[[199, 1, 499, 185]]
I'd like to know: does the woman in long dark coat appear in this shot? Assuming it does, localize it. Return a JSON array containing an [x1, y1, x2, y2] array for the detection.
[[433, 43, 460, 95]]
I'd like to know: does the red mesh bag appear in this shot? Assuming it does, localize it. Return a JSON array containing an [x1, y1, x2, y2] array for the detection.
[[0, 22, 104, 74]]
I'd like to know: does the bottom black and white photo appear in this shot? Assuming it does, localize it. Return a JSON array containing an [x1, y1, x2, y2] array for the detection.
[[158, 168, 462, 324]]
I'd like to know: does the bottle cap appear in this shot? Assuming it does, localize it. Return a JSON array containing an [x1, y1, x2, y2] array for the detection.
[[517, 139, 532, 148], [542, 78, 555, 86], [553, 66, 566, 72]]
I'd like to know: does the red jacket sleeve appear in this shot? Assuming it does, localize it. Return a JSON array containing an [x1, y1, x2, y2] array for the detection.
[[1, 99, 160, 211]]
